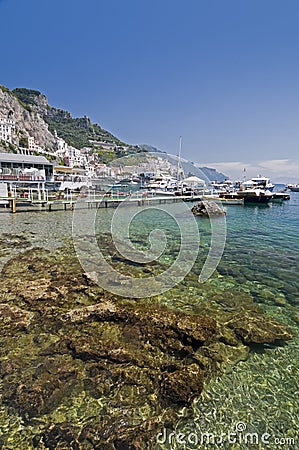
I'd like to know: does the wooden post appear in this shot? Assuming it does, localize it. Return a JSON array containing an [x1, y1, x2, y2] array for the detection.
[[9, 197, 16, 213]]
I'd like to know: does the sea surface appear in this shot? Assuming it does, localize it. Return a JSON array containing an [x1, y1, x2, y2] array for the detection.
[[0, 190, 298, 449]]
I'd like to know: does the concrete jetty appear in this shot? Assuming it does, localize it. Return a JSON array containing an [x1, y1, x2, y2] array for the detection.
[[0, 188, 204, 213]]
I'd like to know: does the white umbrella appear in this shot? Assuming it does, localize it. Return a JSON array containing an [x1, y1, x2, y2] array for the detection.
[[183, 176, 205, 185]]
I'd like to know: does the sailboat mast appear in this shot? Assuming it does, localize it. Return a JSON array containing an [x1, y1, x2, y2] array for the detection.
[[177, 136, 182, 181]]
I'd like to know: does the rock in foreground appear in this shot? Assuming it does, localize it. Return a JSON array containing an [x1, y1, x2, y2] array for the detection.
[[0, 247, 293, 449]]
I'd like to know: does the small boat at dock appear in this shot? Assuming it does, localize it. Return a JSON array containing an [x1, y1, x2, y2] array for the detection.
[[203, 194, 244, 205]]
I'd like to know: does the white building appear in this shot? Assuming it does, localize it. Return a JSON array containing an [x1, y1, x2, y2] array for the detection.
[[24, 136, 45, 154], [65, 146, 87, 168], [28, 136, 36, 151], [56, 135, 69, 156], [0, 118, 15, 143], [55, 132, 87, 168]]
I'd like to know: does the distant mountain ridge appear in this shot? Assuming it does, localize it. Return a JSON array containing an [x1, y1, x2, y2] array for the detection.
[[139, 144, 228, 182]]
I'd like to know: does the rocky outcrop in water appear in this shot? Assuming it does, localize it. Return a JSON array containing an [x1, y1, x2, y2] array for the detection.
[[192, 201, 226, 217]]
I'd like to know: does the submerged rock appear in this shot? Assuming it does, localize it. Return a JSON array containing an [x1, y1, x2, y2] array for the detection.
[[160, 363, 204, 404], [0, 233, 31, 250], [226, 312, 293, 344], [0, 303, 34, 334], [33, 423, 81, 450], [2, 355, 78, 419], [0, 246, 294, 448], [61, 300, 117, 323]]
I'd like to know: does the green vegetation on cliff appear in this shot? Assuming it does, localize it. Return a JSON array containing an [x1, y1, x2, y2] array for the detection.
[[12, 88, 41, 106], [12, 88, 126, 151], [44, 115, 124, 150]]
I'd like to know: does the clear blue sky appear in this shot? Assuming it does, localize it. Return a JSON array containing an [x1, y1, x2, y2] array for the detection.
[[1, 0, 299, 179]]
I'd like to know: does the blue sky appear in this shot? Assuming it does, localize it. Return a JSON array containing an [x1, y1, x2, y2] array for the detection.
[[1, 0, 299, 180]]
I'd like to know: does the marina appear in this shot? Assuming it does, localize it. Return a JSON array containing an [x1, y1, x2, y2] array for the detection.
[[0, 178, 294, 213]]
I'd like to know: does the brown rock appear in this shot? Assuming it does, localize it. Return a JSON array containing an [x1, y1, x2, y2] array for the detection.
[[160, 363, 204, 404], [2, 356, 77, 419], [0, 303, 34, 334], [34, 423, 81, 450], [226, 312, 293, 344]]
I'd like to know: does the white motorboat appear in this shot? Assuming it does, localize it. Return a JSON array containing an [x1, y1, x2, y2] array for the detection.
[[270, 192, 291, 202], [242, 176, 275, 192], [237, 187, 273, 203], [288, 183, 299, 192]]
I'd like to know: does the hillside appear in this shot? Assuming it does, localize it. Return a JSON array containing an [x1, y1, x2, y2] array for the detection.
[[12, 88, 126, 150], [0, 84, 227, 179], [0, 85, 56, 152]]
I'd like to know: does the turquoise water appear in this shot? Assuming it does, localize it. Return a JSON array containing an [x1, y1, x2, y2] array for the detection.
[[153, 196, 299, 449], [90, 194, 297, 449], [0, 193, 298, 448], [218, 199, 299, 307], [92, 194, 299, 449]]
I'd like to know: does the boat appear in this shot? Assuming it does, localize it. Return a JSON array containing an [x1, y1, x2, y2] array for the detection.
[[288, 183, 299, 192], [232, 174, 274, 204], [270, 192, 291, 202], [237, 187, 273, 203], [203, 196, 244, 205], [242, 176, 275, 192], [219, 197, 244, 205]]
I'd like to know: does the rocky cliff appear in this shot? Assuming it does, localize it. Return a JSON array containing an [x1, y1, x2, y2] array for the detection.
[[12, 87, 126, 150], [0, 86, 128, 156], [0, 86, 56, 151]]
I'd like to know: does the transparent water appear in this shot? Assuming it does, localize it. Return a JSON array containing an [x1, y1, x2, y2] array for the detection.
[[0, 193, 298, 449]]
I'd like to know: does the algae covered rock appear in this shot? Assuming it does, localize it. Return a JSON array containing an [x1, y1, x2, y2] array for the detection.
[[1, 355, 78, 419], [33, 423, 82, 450], [160, 363, 204, 404], [0, 303, 34, 334], [226, 312, 293, 344], [0, 246, 294, 448]]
